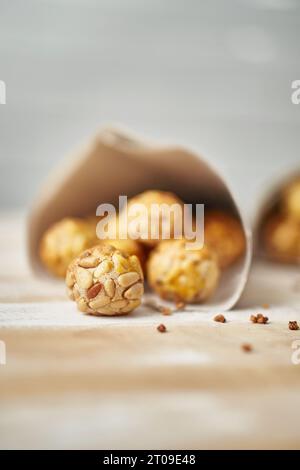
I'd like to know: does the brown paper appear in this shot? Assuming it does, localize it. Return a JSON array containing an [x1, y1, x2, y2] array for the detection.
[[27, 125, 252, 311]]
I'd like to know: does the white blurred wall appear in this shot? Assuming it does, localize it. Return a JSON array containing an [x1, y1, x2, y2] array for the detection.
[[0, 0, 299, 215]]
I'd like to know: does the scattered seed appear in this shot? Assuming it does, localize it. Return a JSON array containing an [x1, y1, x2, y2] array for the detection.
[[157, 324, 167, 333], [241, 343, 253, 353], [289, 321, 299, 331], [250, 313, 269, 324], [214, 314, 226, 323]]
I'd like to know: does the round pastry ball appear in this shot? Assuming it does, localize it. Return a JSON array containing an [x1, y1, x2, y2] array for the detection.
[[204, 210, 246, 269], [39, 217, 98, 277], [262, 213, 300, 264], [147, 239, 220, 303], [283, 178, 300, 221], [118, 190, 184, 247], [66, 244, 144, 316]]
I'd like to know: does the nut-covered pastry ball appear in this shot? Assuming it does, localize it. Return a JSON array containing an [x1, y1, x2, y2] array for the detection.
[[40, 217, 98, 277], [147, 239, 220, 303], [283, 179, 300, 221], [204, 210, 246, 269], [262, 214, 300, 264], [118, 190, 184, 247], [66, 244, 144, 316], [102, 238, 146, 270]]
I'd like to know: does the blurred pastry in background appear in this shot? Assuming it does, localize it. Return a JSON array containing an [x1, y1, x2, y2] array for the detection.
[[204, 210, 246, 269], [282, 178, 300, 222], [39, 217, 98, 277], [118, 190, 184, 247], [39, 191, 247, 309], [40, 214, 147, 278], [147, 239, 220, 303], [260, 176, 300, 264], [262, 213, 300, 264]]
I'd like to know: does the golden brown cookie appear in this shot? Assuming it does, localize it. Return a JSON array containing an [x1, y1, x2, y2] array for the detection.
[[66, 244, 144, 316], [204, 210, 246, 269], [39, 217, 98, 277], [262, 213, 300, 264], [118, 190, 184, 247], [147, 239, 220, 303]]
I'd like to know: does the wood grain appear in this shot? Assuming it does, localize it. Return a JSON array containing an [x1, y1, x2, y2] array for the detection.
[[0, 215, 300, 449]]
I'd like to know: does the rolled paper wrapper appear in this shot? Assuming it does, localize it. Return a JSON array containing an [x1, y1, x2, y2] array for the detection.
[[27, 125, 252, 311], [255, 170, 300, 264]]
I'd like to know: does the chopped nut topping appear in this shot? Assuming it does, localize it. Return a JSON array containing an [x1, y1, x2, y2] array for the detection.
[[289, 321, 299, 331], [241, 343, 253, 353], [87, 282, 102, 300], [250, 313, 269, 324], [214, 314, 226, 323], [157, 324, 167, 333]]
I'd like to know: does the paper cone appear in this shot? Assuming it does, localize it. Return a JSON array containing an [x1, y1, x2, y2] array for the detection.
[[27, 125, 252, 311]]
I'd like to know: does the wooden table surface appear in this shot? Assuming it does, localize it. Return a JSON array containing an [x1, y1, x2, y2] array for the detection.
[[0, 215, 300, 449]]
